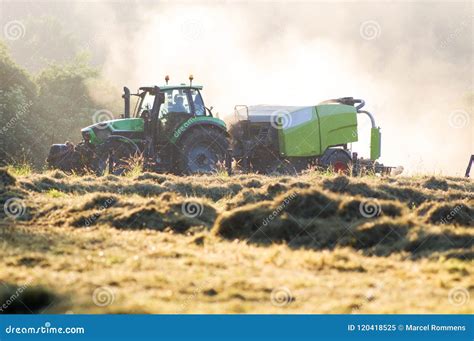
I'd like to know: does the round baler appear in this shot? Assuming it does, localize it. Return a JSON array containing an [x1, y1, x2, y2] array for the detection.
[[229, 97, 392, 175]]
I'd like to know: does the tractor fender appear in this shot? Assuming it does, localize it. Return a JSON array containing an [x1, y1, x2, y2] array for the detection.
[[171, 120, 229, 146], [100, 135, 141, 155]]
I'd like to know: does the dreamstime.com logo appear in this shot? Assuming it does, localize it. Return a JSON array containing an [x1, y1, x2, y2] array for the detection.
[[262, 192, 297, 227], [83, 196, 117, 227], [448, 287, 470, 306], [92, 286, 115, 307], [178, 280, 210, 313], [3, 197, 26, 219], [439, 204, 463, 225], [359, 198, 382, 218], [0, 282, 30, 313], [0, 101, 29, 136], [270, 287, 293, 307], [438, 15, 472, 49], [359, 20, 381, 41], [173, 117, 199, 139], [181, 200, 204, 218], [448, 110, 470, 129], [3, 20, 26, 41], [92, 109, 114, 130], [5, 322, 85, 335], [270, 110, 292, 130]]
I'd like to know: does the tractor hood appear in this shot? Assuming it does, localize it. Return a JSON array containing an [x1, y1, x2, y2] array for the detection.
[[82, 118, 144, 132], [81, 118, 144, 145]]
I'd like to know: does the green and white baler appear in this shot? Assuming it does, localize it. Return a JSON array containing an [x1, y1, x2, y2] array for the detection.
[[229, 97, 391, 175]]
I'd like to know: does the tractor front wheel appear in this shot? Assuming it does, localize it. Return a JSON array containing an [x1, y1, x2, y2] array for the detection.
[[96, 138, 140, 176]]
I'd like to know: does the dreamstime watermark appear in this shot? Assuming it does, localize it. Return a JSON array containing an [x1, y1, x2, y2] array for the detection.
[[359, 199, 381, 218], [0, 282, 30, 313], [83, 196, 117, 227], [181, 200, 204, 218], [3, 197, 26, 219], [438, 15, 473, 49], [0, 101, 30, 136], [173, 117, 200, 139], [178, 280, 210, 313], [5, 322, 85, 335], [3, 20, 26, 41], [262, 192, 297, 227], [439, 204, 463, 225], [448, 110, 470, 129], [270, 287, 293, 307], [448, 287, 470, 306], [92, 109, 114, 130], [359, 20, 381, 41], [92, 286, 115, 307], [270, 110, 292, 130]]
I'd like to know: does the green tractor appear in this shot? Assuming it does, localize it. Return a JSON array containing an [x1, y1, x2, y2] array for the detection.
[[47, 77, 229, 175]]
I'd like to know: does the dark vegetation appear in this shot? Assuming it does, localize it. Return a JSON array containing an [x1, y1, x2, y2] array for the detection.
[[0, 17, 119, 168]]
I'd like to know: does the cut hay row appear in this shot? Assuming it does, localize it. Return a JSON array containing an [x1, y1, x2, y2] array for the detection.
[[0, 168, 472, 314]]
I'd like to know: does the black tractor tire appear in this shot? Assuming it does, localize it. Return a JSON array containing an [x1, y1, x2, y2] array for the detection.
[[96, 137, 140, 176], [178, 128, 229, 174], [321, 149, 352, 174]]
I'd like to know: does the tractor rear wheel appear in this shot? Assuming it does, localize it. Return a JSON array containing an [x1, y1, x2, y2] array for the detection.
[[178, 128, 229, 174]]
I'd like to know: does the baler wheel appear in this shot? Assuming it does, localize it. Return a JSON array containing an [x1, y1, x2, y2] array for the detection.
[[324, 149, 352, 174]]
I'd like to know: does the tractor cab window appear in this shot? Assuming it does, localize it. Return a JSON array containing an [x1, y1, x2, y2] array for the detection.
[[136, 92, 155, 118], [159, 89, 191, 118], [190, 89, 205, 116]]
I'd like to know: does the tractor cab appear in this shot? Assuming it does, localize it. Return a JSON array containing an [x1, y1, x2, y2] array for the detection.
[[130, 85, 206, 118], [127, 81, 210, 120], [124, 77, 214, 142], [154, 84, 207, 139]]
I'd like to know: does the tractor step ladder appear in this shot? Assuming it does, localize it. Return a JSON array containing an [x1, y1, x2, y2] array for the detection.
[[257, 127, 270, 143]]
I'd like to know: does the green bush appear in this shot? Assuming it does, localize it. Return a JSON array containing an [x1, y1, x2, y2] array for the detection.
[[0, 40, 118, 168]]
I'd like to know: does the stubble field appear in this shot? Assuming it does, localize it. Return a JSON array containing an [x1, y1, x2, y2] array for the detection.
[[0, 168, 472, 314]]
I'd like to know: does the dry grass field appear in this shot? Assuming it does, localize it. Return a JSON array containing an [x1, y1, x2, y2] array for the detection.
[[0, 168, 472, 314]]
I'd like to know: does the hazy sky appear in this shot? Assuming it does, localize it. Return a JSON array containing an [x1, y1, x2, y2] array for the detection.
[[1, 0, 472, 175]]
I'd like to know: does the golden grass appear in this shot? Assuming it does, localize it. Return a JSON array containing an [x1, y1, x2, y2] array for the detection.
[[0, 169, 472, 314]]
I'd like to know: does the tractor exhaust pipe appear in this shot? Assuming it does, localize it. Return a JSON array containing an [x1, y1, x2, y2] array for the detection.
[[122, 86, 130, 118]]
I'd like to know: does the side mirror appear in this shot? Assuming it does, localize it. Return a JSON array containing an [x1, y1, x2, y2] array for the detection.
[[206, 107, 213, 117]]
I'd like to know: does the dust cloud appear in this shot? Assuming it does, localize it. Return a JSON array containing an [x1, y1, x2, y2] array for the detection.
[[4, 1, 473, 175]]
